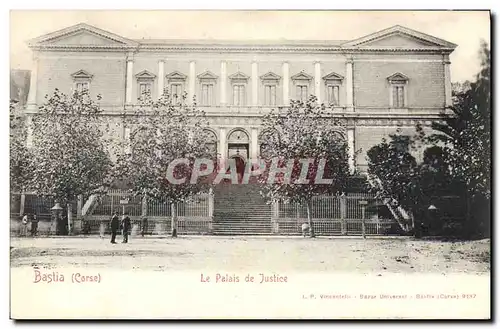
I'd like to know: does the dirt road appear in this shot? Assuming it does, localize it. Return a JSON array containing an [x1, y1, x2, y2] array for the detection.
[[10, 236, 490, 274]]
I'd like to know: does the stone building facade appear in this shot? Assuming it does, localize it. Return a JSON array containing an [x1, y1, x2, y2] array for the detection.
[[25, 23, 456, 172]]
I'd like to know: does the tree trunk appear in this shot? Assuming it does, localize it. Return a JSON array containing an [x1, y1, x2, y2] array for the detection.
[[306, 200, 315, 238], [67, 203, 73, 235], [171, 202, 178, 238]]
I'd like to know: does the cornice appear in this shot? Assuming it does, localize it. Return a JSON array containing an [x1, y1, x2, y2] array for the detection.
[[136, 45, 454, 54], [30, 44, 138, 52], [30, 44, 455, 55]]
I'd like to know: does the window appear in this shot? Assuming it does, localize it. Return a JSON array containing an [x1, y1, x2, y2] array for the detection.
[[197, 71, 218, 106], [291, 71, 313, 103], [264, 85, 277, 106], [75, 82, 89, 93], [296, 85, 308, 102], [392, 85, 405, 108], [326, 85, 340, 106], [135, 70, 156, 100], [233, 84, 246, 106], [166, 71, 187, 100], [201, 84, 214, 106], [171, 83, 183, 102], [323, 72, 344, 106], [260, 72, 281, 106], [71, 69, 93, 94], [387, 72, 409, 109], [229, 72, 249, 106], [139, 82, 152, 98]]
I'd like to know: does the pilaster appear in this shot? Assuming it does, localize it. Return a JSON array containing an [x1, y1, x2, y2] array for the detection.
[[158, 60, 165, 97], [346, 57, 354, 112], [189, 61, 196, 104], [314, 61, 321, 104], [282, 62, 289, 106]]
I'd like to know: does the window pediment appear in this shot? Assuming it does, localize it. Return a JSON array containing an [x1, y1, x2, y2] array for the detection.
[[165, 70, 187, 83], [71, 69, 93, 80], [387, 72, 409, 84], [198, 70, 218, 81], [135, 70, 156, 81], [322, 72, 344, 84], [260, 71, 281, 84], [291, 71, 313, 83], [229, 71, 250, 84]]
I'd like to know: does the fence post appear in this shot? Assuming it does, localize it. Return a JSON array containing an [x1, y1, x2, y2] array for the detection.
[[141, 195, 148, 217], [271, 199, 279, 234], [208, 188, 214, 234], [77, 195, 83, 218], [359, 200, 368, 239], [19, 193, 26, 216], [73, 195, 83, 235], [340, 193, 347, 235]]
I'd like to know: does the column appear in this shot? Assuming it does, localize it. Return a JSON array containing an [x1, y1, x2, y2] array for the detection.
[[26, 116, 33, 147], [347, 128, 355, 174], [124, 127, 131, 154], [189, 61, 196, 104], [26, 52, 39, 111], [346, 58, 354, 111], [251, 128, 259, 160], [444, 60, 452, 107], [219, 127, 227, 163], [252, 61, 258, 106], [314, 61, 321, 104], [158, 60, 165, 97], [220, 61, 227, 105], [282, 62, 289, 105], [125, 57, 134, 104]]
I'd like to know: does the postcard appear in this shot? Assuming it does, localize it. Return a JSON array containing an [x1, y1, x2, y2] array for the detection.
[[9, 10, 491, 320]]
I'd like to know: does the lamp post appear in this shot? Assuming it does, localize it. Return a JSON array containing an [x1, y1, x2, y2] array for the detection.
[[359, 200, 368, 239], [51, 202, 63, 235]]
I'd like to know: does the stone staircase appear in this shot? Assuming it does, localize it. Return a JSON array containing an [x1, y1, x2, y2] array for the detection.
[[212, 183, 273, 235]]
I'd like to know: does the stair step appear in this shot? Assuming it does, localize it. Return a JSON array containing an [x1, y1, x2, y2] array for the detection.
[[212, 184, 277, 234]]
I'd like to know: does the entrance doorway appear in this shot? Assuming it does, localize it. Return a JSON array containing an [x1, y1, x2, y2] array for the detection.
[[226, 129, 250, 183], [228, 145, 248, 183], [231, 154, 246, 181]]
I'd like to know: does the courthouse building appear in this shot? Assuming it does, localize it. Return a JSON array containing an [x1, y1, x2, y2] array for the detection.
[[25, 23, 457, 173]]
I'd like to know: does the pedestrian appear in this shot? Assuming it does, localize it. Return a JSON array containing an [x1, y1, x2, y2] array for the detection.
[[121, 212, 131, 243], [20, 213, 29, 237], [141, 216, 148, 237], [301, 222, 310, 237], [110, 211, 119, 244], [30, 213, 39, 237]]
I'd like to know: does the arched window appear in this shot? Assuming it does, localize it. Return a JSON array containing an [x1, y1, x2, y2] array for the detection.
[[258, 129, 279, 159], [227, 129, 249, 144], [203, 129, 218, 156]]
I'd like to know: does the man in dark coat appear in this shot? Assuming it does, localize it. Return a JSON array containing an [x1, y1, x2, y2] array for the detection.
[[121, 213, 131, 243], [30, 213, 38, 237], [141, 216, 148, 237], [110, 211, 119, 244]]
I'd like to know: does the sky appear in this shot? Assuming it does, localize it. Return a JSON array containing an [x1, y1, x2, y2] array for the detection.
[[9, 10, 490, 82]]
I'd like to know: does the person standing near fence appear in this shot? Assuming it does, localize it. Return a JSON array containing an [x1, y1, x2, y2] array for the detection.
[[30, 213, 38, 237], [141, 216, 148, 237], [110, 211, 119, 244], [121, 212, 131, 243], [20, 214, 29, 237]]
